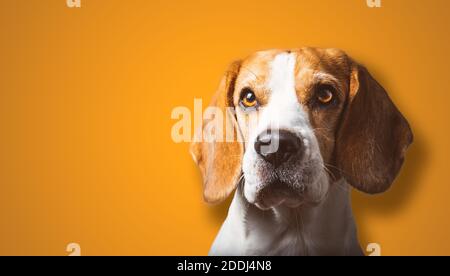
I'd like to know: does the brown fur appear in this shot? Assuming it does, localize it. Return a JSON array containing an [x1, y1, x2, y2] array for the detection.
[[190, 61, 244, 203], [191, 48, 413, 203]]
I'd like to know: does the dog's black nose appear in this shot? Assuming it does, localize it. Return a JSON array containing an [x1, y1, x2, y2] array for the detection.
[[254, 129, 303, 167]]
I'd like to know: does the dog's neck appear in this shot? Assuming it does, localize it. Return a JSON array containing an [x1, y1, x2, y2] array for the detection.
[[209, 179, 363, 256]]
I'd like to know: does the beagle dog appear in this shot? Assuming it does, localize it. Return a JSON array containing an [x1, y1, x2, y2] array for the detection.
[[191, 48, 413, 256]]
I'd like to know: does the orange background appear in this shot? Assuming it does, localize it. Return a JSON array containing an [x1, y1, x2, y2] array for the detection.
[[0, 0, 449, 255]]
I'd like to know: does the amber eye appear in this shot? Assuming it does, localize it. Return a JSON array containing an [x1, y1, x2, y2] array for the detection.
[[240, 88, 258, 109], [317, 86, 334, 105]]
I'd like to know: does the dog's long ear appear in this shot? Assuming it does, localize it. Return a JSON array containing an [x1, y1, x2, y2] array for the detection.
[[335, 61, 413, 194], [190, 61, 244, 204]]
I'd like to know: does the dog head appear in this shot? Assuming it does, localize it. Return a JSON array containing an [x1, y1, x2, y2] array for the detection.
[[191, 48, 413, 209]]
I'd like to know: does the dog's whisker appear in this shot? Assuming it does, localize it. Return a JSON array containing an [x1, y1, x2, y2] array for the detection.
[[321, 164, 349, 193], [311, 127, 331, 132], [323, 162, 346, 174]]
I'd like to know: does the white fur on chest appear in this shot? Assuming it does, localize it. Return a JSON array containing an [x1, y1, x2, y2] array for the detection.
[[209, 180, 362, 256]]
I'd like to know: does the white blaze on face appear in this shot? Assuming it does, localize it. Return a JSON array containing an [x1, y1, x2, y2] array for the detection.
[[243, 52, 326, 205], [266, 52, 299, 125], [251, 52, 311, 148]]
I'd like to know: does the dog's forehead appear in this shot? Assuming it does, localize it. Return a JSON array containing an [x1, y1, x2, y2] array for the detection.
[[237, 50, 282, 85], [238, 48, 349, 84]]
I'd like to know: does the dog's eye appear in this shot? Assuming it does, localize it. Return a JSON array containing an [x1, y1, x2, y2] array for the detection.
[[316, 86, 335, 105], [240, 88, 258, 110]]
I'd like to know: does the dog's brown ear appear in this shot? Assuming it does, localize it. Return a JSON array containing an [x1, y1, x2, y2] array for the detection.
[[335, 62, 413, 194], [190, 61, 244, 204]]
